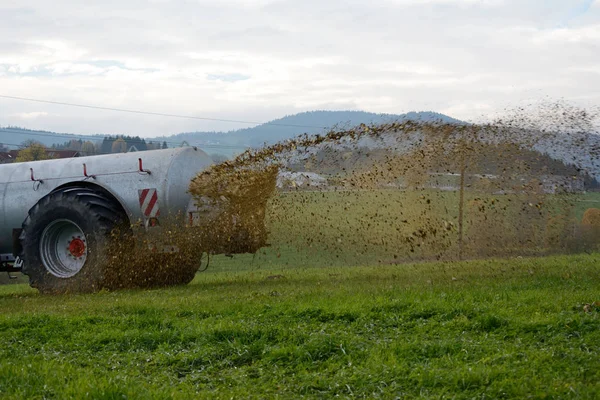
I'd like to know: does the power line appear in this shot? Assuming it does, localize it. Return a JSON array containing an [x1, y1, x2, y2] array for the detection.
[[0, 128, 250, 150], [0, 94, 328, 130]]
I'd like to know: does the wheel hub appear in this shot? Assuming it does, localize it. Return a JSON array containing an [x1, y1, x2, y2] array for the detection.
[[68, 238, 86, 258], [39, 219, 88, 278]]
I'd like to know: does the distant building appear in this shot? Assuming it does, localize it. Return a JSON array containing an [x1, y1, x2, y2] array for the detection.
[[277, 171, 327, 189], [0, 151, 18, 164], [46, 150, 81, 159]]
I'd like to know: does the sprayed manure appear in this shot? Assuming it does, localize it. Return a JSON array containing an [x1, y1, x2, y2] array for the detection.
[[188, 101, 600, 269], [90, 102, 600, 291]]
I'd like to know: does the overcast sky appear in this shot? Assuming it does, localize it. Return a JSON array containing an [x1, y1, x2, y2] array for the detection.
[[0, 0, 598, 137]]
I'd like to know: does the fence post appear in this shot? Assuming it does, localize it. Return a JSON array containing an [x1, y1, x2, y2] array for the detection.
[[458, 155, 466, 261]]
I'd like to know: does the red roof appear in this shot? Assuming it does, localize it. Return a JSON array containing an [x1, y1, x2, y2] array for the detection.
[[0, 150, 19, 163], [46, 150, 81, 158]]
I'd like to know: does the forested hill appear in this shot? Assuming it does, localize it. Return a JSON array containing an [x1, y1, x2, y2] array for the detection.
[[0, 127, 103, 149], [150, 110, 461, 148], [0, 110, 458, 151]]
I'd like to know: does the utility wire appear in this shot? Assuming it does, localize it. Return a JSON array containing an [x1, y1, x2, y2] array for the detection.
[[0, 94, 328, 129], [0, 128, 250, 150]]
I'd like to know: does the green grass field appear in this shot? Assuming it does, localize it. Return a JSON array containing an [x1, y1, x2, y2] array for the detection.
[[1, 189, 599, 398], [1, 254, 599, 398]]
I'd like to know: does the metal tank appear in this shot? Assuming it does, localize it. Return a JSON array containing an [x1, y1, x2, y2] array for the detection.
[[0, 147, 220, 292], [0, 147, 213, 256]]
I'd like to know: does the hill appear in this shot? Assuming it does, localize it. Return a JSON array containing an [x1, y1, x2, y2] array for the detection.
[[0, 127, 104, 149], [149, 110, 462, 150], [1, 111, 598, 181], [0, 110, 458, 154]]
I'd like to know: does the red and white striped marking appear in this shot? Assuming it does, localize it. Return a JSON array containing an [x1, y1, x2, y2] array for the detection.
[[138, 188, 160, 218]]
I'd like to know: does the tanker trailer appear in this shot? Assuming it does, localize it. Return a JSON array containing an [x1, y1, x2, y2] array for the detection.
[[0, 147, 271, 293]]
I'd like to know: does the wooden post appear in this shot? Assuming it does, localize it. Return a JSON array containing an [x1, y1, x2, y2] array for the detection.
[[458, 158, 466, 261]]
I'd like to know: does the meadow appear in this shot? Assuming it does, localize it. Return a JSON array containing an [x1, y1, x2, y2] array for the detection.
[[0, 254, 599, 398], [0, 189, 599, 398]]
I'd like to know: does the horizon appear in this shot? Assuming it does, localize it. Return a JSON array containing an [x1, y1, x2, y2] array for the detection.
[[0, 109, 458, 140]]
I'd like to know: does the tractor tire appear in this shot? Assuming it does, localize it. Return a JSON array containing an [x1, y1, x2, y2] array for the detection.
[[20, 187, 129, 294]]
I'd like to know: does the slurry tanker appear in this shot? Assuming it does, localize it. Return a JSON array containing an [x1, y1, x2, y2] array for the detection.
[[0, 147, 268, 293]]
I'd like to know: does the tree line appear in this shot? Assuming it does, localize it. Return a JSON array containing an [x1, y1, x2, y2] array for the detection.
[[51, 136, 169, 155], [0, 136, 171, 162]]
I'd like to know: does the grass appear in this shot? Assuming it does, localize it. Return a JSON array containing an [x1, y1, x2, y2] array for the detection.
[[1, 253, 600, 398], [1, 189, 599, 398]]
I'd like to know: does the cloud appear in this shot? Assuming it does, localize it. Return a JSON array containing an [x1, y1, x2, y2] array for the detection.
[[440, 102, 494, 122], [569, 65, 600, 74], [384, 0, 503, 5], [0, 0, 598, 136], [565, 0, 595, 21], [207, 73, 251, 83], [533, 24, 600, 43], [9, 111, 51, 119]]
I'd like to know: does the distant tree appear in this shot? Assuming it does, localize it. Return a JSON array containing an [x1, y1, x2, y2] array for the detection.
[[149, 141, 162, 150], [53, 140, 70, 150], [111, 138, 127, 153], [67, 139, 83, 151], [81, 141, 96, 155], [100, 137, 114, 154], [21, 139, 40, 147], [162, 141, 168, 149], [123, 136, 147, 151], [16, 142, 50, 162]]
